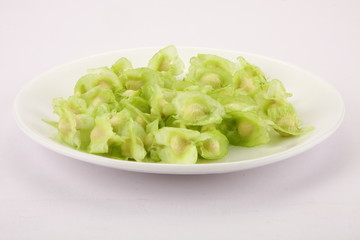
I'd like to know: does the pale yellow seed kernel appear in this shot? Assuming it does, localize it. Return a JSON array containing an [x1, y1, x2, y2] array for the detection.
[[277, 114, 296, 129], [183, 103, 207, 120], [158, 60, 170, 72], [110, 115, 123, 128], [125, 80, 143, 90], [226, 103, 243, 111], [92, 96, 104, 107], [123, 89, 136, 97], [237, 120, 254, 138], [98, 80, 111, 89], [201, 73, 221, 88], [58, 118, 72, 134], [202, 138, 220, 155], [170, 135, 190, 155], [90, 126, 105, 141], [135, 116, 146, 128], [158, 99, 170, 116], [238, 77, 255, 92]]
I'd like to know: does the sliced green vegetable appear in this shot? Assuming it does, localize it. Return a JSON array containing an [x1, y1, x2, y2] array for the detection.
[[118, 118, 147, 161], [196, 130, 229, 159], [232, 57, 267, 95], [190, 54, 236, 74], [74, 67, 121, 95], [52, 97, 95, 149], [153, 127, 200, 164], [55, 108, 80, 148], [187, 67, 233, 89], [120, 68, 159, 90], [80, 86, 117, 108], [144, 85, 176, 118], [144, 119, 159, 150], [211, 93, 257, 113], [222, 111, 270, 147], [120, 100, 152, 126], [187, 54, 236, 88], [53, 96, 87, 115], [111, 57, 133, 76], [172, 91, 225, 126], [148, 45, 184, 76], [265, 100, 311, 136], [109, 109, 132, 134], [88, 114, 114, 153], [262, 79, 292, 101]]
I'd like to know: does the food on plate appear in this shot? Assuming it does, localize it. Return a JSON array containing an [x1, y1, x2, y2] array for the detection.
[[48, 45, 312, 164]]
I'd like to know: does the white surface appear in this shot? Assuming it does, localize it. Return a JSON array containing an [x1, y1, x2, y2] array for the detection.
[[1, 0, 359, 239], [14, 47, 344, 174]]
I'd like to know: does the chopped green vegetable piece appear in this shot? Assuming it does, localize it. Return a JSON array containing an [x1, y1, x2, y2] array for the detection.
[[153, 127, 200, 164], [187, 54, 236, 88], [120, 68, 159, 90], [53, 96, 87, 115], [187, 67, 233, 89], [88, 114, 114, 153], [211, 92, 257, 113], [125, 96, 150, 114], [52, 97, 95, 149], [196, 130, 229, 159], [172, 91, 225, 126], [80, 86, 117, 109], [190, 54, 236, 74], [144, 119, 159, 150], [119, 68, 164, 102], [144, 85, 176, 118], [262, 79, 292, 101], [232, 57, 267, 95], [118, 118, 147, 161], [74, 68, 121, 95], [110, 109, 132, 134], [56, 108, 80, 148], [265, 100, 311, 136], [148, 45, 184, 76], [222, 111, 270, 147], [111, 57, 133, 76], [120, 100, 152, 126], [74, 114, 95, 130]]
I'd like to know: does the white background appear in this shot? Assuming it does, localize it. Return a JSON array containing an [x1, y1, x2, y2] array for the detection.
[[1, 0, 359, 239]]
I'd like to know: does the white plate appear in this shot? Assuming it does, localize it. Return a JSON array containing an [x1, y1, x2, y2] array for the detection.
[[13, 47, 344, 174]]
